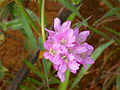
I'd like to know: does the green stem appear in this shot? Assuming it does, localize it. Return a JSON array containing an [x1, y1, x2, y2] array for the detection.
[[41, 0, 46, 42], [59, 70, 70, 90]]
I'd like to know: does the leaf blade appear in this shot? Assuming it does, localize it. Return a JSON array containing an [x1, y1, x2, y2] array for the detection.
[[70, 40, 113, 89]]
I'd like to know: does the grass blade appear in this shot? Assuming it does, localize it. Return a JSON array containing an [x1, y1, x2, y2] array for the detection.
[[27, 77, 42, 86], [102, 0, 120, 17], [14, 0, 40, 34], [59, 70, 70, 90], [88, 26, 120, 44], [104, 26, 120, 37], [67, 3, 82, 21], [24, 60, 45, 80], [88, 26, 109, 39], [57, 0, 80, 17], [38, 36, 49, 87], [57, 0, 88, 26], [17, 5, 37, 51], [102, 0, 113, 8], [0, 8, 40, 31], [93, 7, 120, 26], [0, 60, 7, 78], [0, 0, 13, 9], [116, 67, 120, 90], [70, 40, 113, 89], [75, 16, 92, 28]]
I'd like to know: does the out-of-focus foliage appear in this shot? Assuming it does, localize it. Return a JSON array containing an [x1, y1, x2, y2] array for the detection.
[[0, 60, 7, 78], [0, 0, 13, 9]]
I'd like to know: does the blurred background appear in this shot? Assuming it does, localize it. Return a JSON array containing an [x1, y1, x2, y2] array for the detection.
[[0, 0, 120, 90]]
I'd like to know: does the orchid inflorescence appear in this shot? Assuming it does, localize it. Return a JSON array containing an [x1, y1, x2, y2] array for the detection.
[[43, 18, 94, 82]]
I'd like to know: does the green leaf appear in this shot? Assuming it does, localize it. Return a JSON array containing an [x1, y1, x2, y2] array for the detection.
[[49, 78, 60, 85], [59, 70, 70, 90], [72, 0, 81, 4], [42, 59, 49, 87], [57, 0, 87, 26], [26, 8, 41, 25], [116, 67, 120, 90], [0, 6, 8, 20], [24, 60, 35, 69], [20, 85, 36, 90], [0, 65, 7, 72], [0, 60, 7, 78], [67, 3, 82, 21], [24, 60, 45, 80], [38, 36, 45, 51], [0, 0, 13, 9], [38, 36, 49, 87], [75, 16, 92, 28], [0, 72, 2, 78], [88, 26, 120, 44], [14, 0, 40, 34], [104, 26, 120, 37], [0, 8, 41, 31], [102, 0, 113, 8], [70, 40, 113, 89], [93, 7, 120, 26], [27, 77, 42, 86], [16, 5, 37, 51], [58, 0, 80, 17], [102, 0, 120, 17], [0, 60, 7, 72], [88, 26, 109, 39]]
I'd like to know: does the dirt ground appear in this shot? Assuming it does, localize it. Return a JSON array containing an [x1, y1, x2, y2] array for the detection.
[[0, 0, 120, 90]]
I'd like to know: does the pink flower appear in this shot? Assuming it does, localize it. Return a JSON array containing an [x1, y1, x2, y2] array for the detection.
[[43, 18, 94, 82], [73, 27, 94, 69]]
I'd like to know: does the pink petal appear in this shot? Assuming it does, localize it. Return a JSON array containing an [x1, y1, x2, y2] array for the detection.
[[68, 53, 74, 61], [43, 41, 51, 50], [68, 61, 79, 72], [74, 55, 83, 63], [53, 64, 58, 71], [59, 64, 67, 73], [84, 57, 94, 64], [75, 46, 87, 53], [68, 68, 77, 74], [57, 71, 65, 83], [44, 52, 53, 61], [44, 28, 55, 36], [74, 27, 79, 36], [83, 63, 88, 70], [54, 18, 61, 32], [43, 52, 49, 59], [78, 30, 90, 43], [52, 54, 62, 65], [68, 29, 74, 39], [61, 21, 71, 29], [86, 44, 94, 55]]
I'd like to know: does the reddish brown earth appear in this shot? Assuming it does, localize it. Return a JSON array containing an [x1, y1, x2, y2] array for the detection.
[[0, 0, 120, 90]]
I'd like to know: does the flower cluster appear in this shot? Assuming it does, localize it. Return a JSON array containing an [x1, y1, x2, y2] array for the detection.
[[43, 18, 94, 82]]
